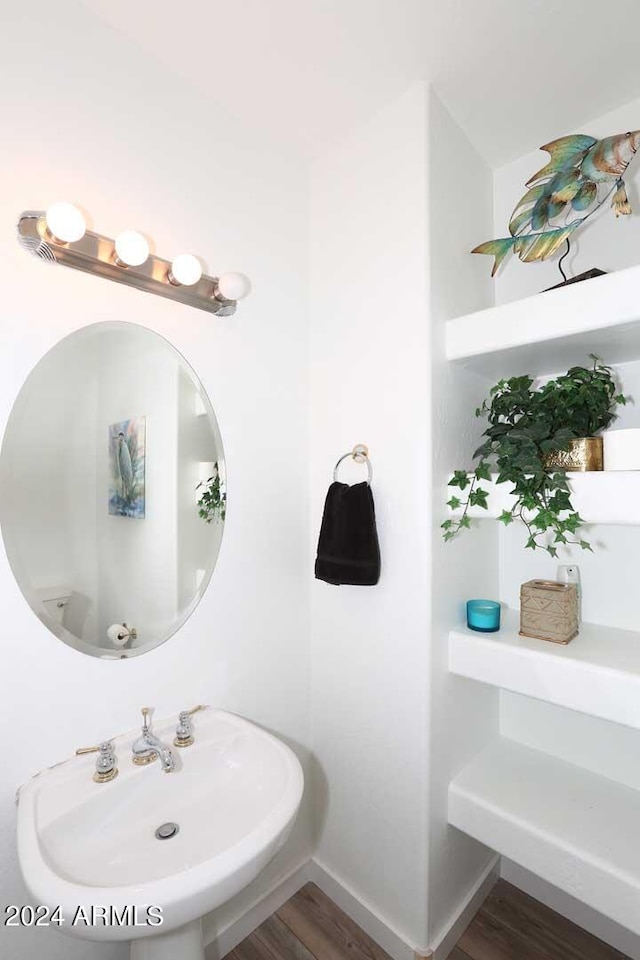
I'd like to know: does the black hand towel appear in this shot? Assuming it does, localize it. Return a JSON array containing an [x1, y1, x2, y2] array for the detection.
[[315, 481, 381, 585]]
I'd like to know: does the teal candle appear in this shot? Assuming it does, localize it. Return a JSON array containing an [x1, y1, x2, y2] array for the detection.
[[466, 599, 500, 633]]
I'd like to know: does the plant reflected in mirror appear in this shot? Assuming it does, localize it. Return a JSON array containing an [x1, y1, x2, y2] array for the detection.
[[197, 464, 226, 524]]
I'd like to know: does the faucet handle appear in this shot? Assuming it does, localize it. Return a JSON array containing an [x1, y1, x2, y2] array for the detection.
[[76, 741, 118, 784], [174, 705, 205, 748], [76, 740, 115, 757]]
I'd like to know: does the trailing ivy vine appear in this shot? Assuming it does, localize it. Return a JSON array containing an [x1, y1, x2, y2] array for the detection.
[[442, 356, 627, 556], [197, 463, 226, 523]]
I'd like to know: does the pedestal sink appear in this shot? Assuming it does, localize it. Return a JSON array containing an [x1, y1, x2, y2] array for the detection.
[[16, 708, 304, 960]]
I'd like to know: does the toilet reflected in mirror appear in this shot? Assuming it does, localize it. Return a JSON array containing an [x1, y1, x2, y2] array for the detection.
[[0, 322, 225, 659]]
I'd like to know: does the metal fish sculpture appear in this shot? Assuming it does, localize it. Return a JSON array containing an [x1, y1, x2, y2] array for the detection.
[[473, 130, 640, 276]]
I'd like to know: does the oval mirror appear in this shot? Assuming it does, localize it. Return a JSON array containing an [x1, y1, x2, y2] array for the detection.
[[0, 322, 225, 659]]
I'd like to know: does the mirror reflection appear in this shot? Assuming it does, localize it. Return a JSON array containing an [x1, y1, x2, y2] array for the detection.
[[0, 322, 225, 659]]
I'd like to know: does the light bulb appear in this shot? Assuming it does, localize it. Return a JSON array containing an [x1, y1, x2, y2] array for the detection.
[[44, 202, 86, 243], [114, 230, 149, 267], [169, 254, 202, 286], [216, 272, 252, 301]]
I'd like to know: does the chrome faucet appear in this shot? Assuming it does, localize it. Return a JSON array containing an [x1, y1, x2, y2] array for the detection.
[[132, 708, 175, 772]]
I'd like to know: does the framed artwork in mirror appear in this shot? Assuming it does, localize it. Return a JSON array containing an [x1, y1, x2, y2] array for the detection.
[[108, 416, 146, 519]]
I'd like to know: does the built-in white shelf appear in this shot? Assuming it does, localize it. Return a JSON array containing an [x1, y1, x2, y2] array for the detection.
[[450, 609, 640, 730], [446, 264, 640, 377], [449, 737, 640, 936], [450, 471, 640, 526]]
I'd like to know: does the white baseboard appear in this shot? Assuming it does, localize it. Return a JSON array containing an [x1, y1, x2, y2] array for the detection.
[[428, 856, 500, 960], [196, 853, 637, 960], [309, 857, 498, 960], [308, 859, 417, 960], [203, 856, 498, 960], [204, 862, 310, 959], [502, 859, 640, 960]]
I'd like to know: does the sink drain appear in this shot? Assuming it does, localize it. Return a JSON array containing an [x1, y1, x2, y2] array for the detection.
[[155, 822, 179, 840]]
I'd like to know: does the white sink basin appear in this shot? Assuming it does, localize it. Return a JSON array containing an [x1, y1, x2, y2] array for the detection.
[[17, 708, 304, 960]]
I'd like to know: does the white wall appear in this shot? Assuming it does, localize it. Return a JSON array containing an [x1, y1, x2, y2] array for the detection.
[[95, 327, 179, 652], [492, 94, 640, 305], [177, 368, 224, 616], [0, 4, 311, 959], [427, 90, 500, 948], [67, 359, 100, 645], [309, 84, 432, 951], [0, 329, 102, 650], [307, 82, 516, 956], [0, 355, 94, 591]]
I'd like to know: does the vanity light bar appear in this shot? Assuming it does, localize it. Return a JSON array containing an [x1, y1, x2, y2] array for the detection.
[[16, 206, 251, 317]]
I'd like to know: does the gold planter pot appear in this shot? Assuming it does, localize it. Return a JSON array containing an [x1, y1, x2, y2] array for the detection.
[[544, 437, 603, 472]]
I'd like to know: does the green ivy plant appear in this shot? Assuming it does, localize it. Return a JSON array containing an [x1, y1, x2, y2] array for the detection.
[[442, 356, 626, 556], [197, 464, 226, 523]]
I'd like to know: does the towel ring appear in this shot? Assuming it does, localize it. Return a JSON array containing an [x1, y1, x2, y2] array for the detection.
[[333, 444, 373, 484]]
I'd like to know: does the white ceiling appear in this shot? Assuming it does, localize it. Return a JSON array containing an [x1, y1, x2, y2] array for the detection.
[[83, 0, 640, 167]]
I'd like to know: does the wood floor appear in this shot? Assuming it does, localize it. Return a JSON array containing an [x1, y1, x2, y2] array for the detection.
[[227, 880, 630, 960], [453, 881, 629, 960]]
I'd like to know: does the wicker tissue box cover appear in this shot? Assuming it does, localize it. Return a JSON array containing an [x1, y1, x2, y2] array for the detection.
[[519, 579, 578, 645]]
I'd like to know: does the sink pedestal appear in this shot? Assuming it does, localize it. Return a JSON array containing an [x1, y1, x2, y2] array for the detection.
[[130, 919, 204, 960]]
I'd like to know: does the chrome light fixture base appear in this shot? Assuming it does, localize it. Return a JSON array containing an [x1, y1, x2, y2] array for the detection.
[[17, 211, 240, 317]]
